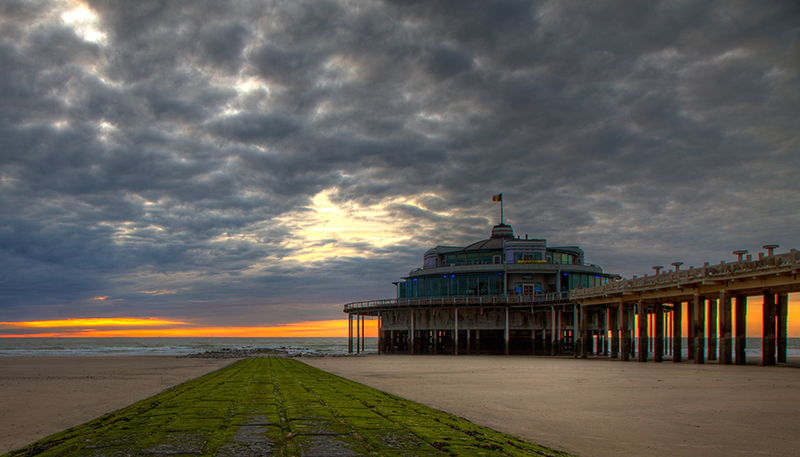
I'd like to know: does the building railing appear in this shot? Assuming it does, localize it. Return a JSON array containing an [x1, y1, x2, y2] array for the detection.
[[343, 291, 572, 312], [570, 250, 800, 300], [427, 259, 585, 268]]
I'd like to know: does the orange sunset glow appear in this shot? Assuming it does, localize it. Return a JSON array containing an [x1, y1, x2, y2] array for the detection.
[[0, 317, 379, 338]]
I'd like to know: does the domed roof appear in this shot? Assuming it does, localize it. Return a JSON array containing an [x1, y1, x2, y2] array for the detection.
[[463, 238, 506, 251], [461, 224, 514, 251]]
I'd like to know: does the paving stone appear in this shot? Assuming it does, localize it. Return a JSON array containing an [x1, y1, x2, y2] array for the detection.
[[138, 432, 207, 455], [295, 435, 367, 457], [234, 413, 278, 426], [215, 442, 275, 457], [214, 425, 279, 456], [290, 419, 350, 435]]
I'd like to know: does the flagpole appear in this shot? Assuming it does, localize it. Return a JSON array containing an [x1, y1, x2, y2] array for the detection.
[[501, 198, 504, 224]]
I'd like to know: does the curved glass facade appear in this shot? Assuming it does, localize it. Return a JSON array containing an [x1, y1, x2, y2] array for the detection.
[[396, 224, 613, 299]]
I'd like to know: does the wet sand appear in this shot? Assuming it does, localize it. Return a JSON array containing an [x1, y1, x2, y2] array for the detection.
[[302, 355, 800, 457], [0, 356, 233, 454]]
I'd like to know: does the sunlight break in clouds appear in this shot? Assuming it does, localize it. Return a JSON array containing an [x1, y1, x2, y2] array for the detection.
[[61, 1, 107, 44], [279, 189, 416, 263]]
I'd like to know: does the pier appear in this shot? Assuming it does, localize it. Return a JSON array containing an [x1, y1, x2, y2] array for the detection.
[[345, 248, 800, 365]]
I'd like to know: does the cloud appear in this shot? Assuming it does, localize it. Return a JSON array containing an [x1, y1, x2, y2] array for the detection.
[[0, 0, 798, 330]]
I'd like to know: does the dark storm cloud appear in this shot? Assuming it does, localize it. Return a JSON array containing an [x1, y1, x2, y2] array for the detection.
[[1, 0, 798, 327]]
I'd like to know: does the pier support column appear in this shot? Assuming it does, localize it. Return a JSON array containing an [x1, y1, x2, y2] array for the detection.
[[673, 301, 682, 362], [604, 308, 610, 356], [573, 305, 579, 358], [409, 310, 415, 355], [693, 294, 705, 364], [687, 299, 695, 360], [638, 302, 648, 362], [708, 298, 718, 361], [629, 307, 637, 359], [348, 314, 353, 353], [356, 315, 361, 354], [377, 315, 382, 355], [550, 306, 556, 356], [580, 306, 588, 359], [504, 307, 510, 356], [735, 295, 747, 365], [654, 303, 664, 363], [777, 293, 788, 363], [621, 303, 630, 362], [763, 292, 776, 366], [389, 330, 395, 354], [719, 291, 733, 364], [454, 308, 459, 355], [611, 304, 620, 358]]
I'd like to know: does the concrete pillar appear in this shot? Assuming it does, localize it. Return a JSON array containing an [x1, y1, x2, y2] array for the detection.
[[542, 328, 552, 355], [763, 292, 776, 366], [377, 315, 382, 355], [573, 305, 580, 358], [666, 309, 672, 356], [654, 302, 664, 363], [621, 302, 630, 362], [693, 294, 705, 364], [362, 315, 366, 353], [735, 295, 747, 365], [550, 306, 556, 356], [389, 330, 395, 354], [719, 291, 733, 365], [467, 329, 471, 355], [409, 310, 415, 355], [672, 301, 682, 362], [611, 304, 620, 358], [777, 293, 788, 363], [604, 308, 610, 356], [504, 307, 510, 356], [708, 298, 717, 361], [629, 307, 636, 359], [580, 306, 588, 359], [638, 302, 648, 362], [687, 299, 695, 360], [454, 308, 459, 355], [356, 315, 361, 354]]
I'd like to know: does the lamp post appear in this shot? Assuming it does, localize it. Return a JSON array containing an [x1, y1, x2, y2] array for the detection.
[[762, 245, 779, 257]]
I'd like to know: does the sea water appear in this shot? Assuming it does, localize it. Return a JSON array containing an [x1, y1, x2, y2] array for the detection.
[[1, 337, 796, 358], [0, 337, 378, 357]]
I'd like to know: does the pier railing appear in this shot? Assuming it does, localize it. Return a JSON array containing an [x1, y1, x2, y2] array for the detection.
[[343, 291, 572, 312], [570, 249, 800, 300]]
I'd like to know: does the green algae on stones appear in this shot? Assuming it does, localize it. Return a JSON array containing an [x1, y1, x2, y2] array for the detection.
[[3, 357, 574, 457]]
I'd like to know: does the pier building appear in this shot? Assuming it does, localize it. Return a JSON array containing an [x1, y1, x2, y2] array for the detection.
[[345, 223, 618, 355]]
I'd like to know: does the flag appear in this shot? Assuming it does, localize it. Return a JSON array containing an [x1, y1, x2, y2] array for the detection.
[[492, 194, 502, 202]]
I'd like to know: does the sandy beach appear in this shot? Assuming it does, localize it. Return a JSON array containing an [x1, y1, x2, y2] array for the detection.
[[0, 356, 233, 454], [3, 354, 799, 457], [303, 355, 800, 457]]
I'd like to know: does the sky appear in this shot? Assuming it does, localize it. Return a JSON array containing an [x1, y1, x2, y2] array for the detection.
[[1, 0, 799, 338]]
